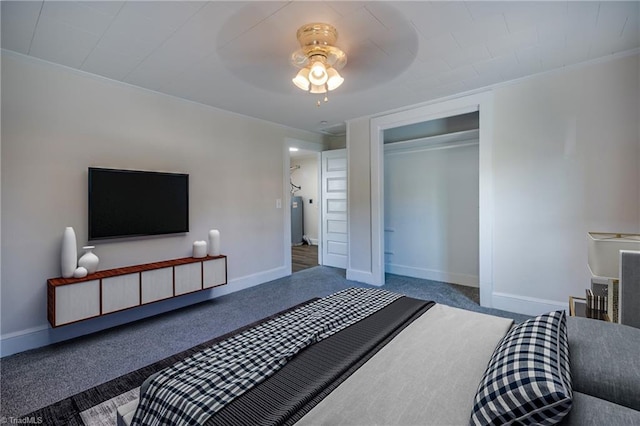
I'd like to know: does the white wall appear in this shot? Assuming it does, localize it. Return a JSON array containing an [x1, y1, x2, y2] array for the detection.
[[491, 53, 640, 310], [348, 53, 640, 315], [0, 52, 323, 355], [290, 155, 319, 244], [384, 140, 479, 287], [326, 134, 346, 150]]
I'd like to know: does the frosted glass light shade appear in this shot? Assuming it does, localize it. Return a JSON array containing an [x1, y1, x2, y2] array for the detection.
[[309, 61, 328, 85], [326, 67, 344, 90], [292, 68, 310, 91], [587, 232, 640, 279], [309, 84, 327, 94]]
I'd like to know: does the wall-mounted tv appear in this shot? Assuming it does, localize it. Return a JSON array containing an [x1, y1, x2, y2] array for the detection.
[[88, 167, 189, 240]]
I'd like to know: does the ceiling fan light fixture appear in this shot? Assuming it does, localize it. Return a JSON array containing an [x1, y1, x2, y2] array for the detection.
[[291, 23, 346, 103]]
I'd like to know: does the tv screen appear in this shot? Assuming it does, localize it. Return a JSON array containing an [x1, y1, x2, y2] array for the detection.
[[88, 167, 189, 240]]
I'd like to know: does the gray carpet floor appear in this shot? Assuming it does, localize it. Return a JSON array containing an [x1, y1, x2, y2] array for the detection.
[[0, 266, 529, 419]]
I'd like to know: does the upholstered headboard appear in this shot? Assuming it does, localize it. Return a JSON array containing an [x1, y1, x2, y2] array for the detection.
[[620, 250, 640, 328]]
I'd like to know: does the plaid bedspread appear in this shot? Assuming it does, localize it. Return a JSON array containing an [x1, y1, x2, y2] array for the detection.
[[131, 288, 403, 426]]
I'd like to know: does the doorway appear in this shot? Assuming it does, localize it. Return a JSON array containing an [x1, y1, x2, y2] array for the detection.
[[289, 146, 320, 272]]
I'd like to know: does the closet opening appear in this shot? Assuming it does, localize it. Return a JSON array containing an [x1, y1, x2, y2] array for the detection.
[[383, 112, 480, 302], [369, 91, 494, 307]]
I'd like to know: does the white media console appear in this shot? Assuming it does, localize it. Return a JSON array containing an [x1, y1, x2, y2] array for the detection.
[[47, 255, 227, 327]]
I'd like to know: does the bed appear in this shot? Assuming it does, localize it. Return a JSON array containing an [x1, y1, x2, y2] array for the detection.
[[116, 288, 640, 425]]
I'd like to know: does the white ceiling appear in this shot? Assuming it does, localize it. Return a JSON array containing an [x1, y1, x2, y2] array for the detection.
[[2, 1, 638, 136]]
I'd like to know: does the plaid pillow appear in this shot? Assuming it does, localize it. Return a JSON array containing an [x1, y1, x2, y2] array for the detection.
[[470, 311, 572, 425]]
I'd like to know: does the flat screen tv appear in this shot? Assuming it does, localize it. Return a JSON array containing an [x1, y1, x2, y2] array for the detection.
[[88, 167, 189, 240]]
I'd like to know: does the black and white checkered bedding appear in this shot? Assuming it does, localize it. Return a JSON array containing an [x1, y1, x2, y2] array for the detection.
[[131, 288, 403, 426]]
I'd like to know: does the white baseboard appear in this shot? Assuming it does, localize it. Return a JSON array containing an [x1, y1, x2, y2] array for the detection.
[[0, 324, 51, 358], [210, 266, 288, 298], [491, 291, 569, 316], [0, 266, 289, 357], [346, 268, 380, 286], [385, 263, 479, 287]]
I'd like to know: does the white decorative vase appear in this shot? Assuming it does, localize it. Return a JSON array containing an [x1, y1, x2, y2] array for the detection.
[[208, 229, 220, 256], [61, 227, 77, 278], [192, 240, 207, 258], [73, 267, 88, 278], [78, 245, 99, 274]]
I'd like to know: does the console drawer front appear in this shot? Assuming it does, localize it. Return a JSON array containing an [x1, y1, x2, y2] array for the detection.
[[142, 268, 174, 304], [102, 274, 140, 314], [55, 280, 100, 326]]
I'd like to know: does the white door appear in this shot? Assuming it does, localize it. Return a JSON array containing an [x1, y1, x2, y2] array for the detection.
[[321, 149, 348, 269]]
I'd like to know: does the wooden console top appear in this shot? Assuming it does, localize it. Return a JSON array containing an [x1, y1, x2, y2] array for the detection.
[[48, 254, 227, 286]]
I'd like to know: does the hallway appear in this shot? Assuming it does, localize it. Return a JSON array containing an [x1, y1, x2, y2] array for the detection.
[[292, 244, 318, 273]]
